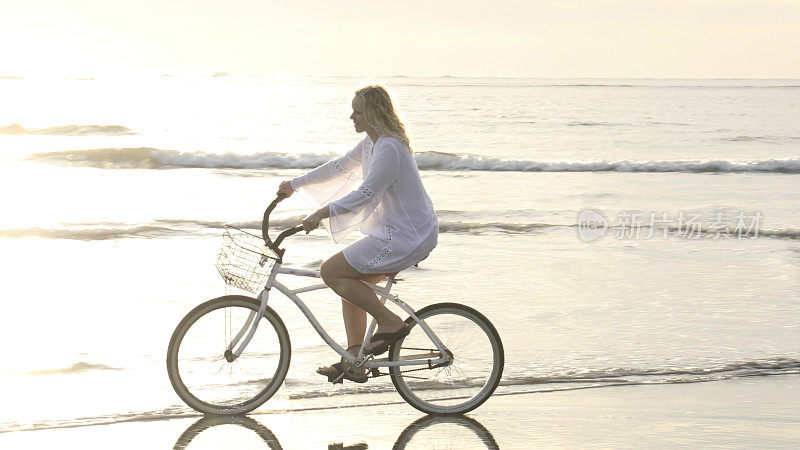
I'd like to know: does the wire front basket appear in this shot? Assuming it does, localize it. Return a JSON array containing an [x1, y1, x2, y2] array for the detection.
[[216, 226, 278, 294]]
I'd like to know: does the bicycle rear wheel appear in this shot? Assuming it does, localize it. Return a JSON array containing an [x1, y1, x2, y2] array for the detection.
[[389, 303, 504, 414], [166, 295, 291, 415]]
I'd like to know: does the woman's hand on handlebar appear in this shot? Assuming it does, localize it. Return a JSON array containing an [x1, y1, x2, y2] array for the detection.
[[302, 214, 321, 233], [277, 180, 294, 198], [302, 206, 330, 233]]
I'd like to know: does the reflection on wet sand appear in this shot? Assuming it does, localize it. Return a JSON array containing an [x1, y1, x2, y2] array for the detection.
[[172, 414, 499, 449], [328, 442, 368, 450], [173, 416, 282, 449], [391, 415, 499, 450]]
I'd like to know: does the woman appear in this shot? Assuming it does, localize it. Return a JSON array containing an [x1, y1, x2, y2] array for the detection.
[[276, 85, 438, 382]]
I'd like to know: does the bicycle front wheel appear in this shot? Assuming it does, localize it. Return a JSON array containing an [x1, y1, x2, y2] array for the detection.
[[166, 295, 291, 415], [389, 303, 504, 415]]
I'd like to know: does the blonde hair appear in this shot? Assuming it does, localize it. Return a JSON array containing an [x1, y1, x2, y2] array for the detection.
[[355, 85, 412, 153]]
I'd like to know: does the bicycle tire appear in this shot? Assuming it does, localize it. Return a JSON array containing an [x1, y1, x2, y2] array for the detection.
[[166, 295, 291, 415], [389, 303, 504, 415]]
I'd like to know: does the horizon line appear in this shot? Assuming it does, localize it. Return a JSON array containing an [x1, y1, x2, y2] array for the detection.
[[3, 73, 800, 81]]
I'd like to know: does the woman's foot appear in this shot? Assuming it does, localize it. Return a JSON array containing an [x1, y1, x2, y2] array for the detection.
[[316, 362, 368, 384], [363, 317, 411, 356], [316, 363, 367, 377], [316, 345, 367, 383]]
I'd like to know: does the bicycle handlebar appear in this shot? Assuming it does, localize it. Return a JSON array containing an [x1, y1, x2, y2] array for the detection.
[[262, 194, 304, 260]]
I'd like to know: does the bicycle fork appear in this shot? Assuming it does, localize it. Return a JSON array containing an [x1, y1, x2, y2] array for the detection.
[[225, 269, 278, 362]]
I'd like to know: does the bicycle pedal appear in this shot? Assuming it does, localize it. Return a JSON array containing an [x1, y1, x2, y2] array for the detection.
[[370, 368, 380, 377]]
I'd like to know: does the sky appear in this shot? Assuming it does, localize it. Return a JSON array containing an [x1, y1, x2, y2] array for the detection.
[[2, 0, 799, 78]]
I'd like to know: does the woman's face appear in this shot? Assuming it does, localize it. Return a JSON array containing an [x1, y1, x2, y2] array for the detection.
[[350, 95, 367, 133]]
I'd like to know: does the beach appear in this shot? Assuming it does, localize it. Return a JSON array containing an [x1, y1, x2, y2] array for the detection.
[[1, 75, 798, 447], [1, 376, 797, 448]]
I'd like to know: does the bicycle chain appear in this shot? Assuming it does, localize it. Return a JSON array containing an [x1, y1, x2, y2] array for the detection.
[[361, 347, 449, 379]]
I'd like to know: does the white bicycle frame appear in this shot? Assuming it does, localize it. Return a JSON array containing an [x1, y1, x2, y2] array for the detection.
[[226, 261, 452, 371]]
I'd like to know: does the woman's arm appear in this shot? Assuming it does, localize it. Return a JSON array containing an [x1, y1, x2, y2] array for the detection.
[[300, 140, 400, 235], [330, 143, 398, 215], [325, 139, 400, 237], [289, 141, 363, 191]]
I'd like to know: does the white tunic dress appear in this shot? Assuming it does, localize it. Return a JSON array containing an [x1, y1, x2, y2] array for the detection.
[[291, 135, 438, 274]]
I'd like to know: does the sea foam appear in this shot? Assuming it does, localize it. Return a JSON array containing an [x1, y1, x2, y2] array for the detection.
[[29, 147, 800, 173], [1, 123, 135, 136], [3, 220, 798, 241]]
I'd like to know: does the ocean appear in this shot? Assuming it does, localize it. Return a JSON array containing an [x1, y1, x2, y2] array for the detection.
[[0, 75, 798, 433]]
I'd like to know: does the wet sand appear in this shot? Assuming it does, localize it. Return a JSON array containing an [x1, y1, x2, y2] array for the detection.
[[1, 376, 798, 449]]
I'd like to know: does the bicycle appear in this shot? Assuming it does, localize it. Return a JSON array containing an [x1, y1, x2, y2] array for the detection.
[[166, 195, 504, 415]]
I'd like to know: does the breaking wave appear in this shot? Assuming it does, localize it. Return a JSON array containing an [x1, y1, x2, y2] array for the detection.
[[0, 407, 196, 433], [437, 220, 553, 233], [0, 225, 183, 240], [502, 357, 800, 386], [286, 356, 800, 401], [3, 220, 798, 241], [721, 135, 800, 144], [30, 148, 331, 169], [28, 147, 800, 173], [566, 121, 626, 127], [413, 152, 800, 173], [154, 217, 305, 230], [27, 362, 123, 376], [1, 123, 135, 136], [0, 219, 548, 241]]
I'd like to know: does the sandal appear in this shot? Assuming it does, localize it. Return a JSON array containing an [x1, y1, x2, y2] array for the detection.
[[364, 324, 412, 356], [316, 346, 369, 384]]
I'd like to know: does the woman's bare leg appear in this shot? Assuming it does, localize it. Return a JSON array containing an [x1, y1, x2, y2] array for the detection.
[[342, 274, 384, 348], [317, 272, 384, 376], [320, 252, 406, 353], [342, 301, 367, 349]]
